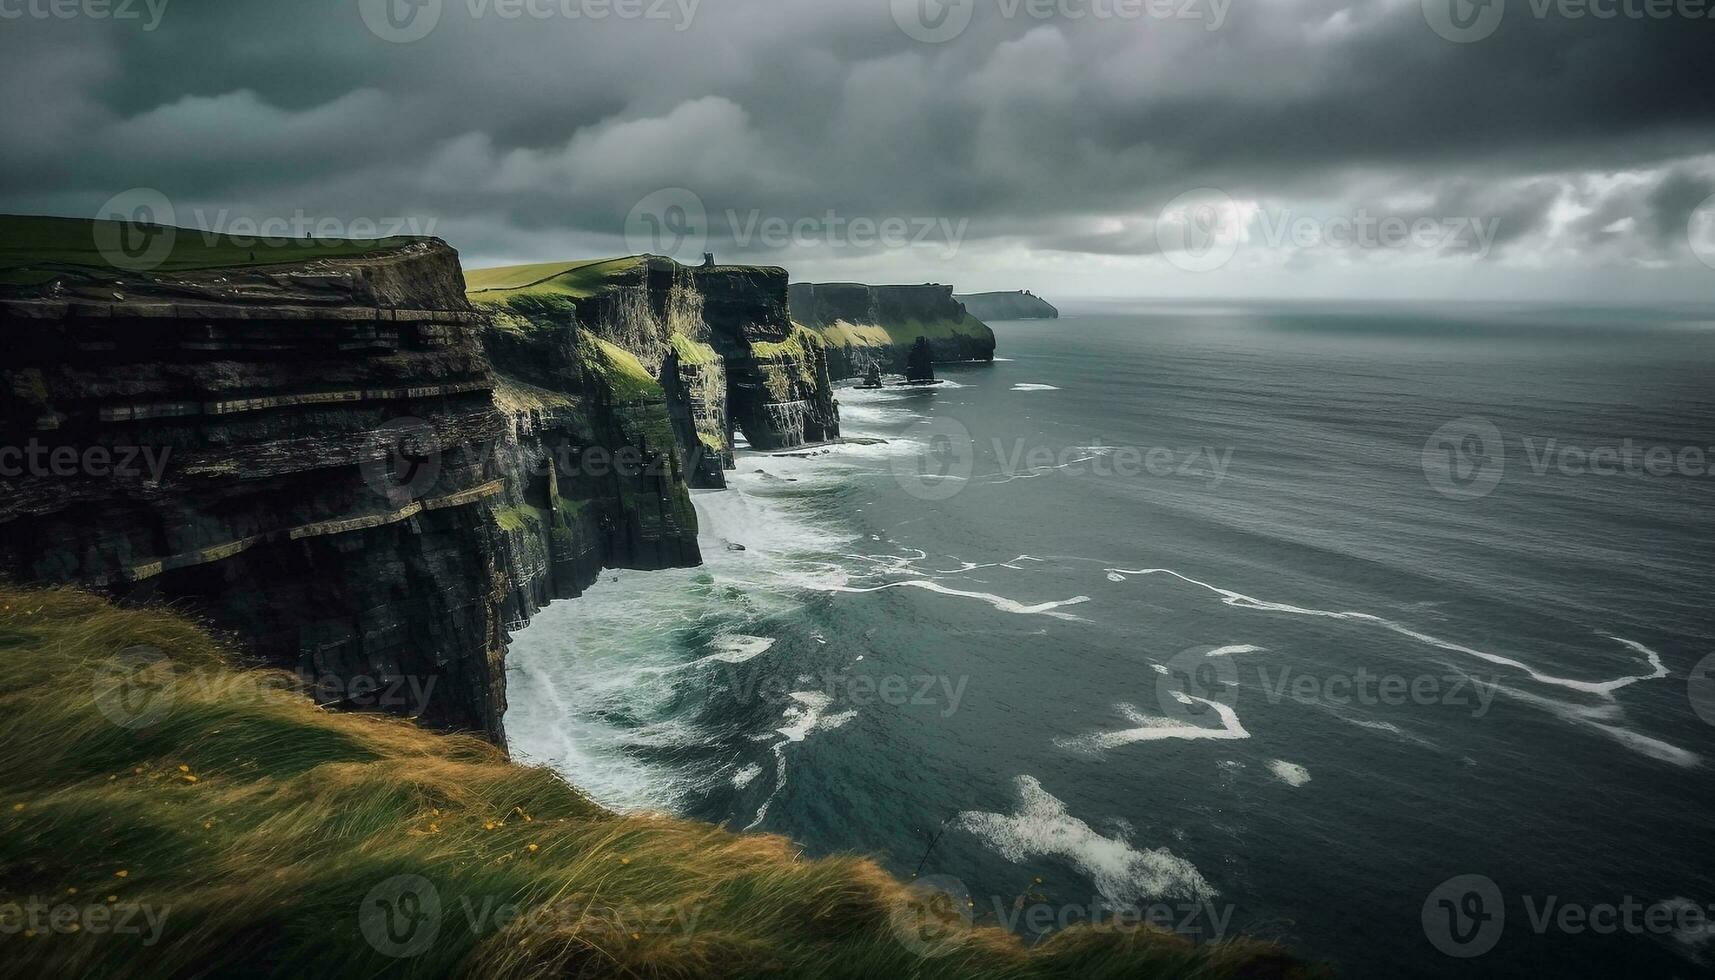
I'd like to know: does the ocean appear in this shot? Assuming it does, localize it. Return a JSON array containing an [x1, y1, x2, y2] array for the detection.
[[506, 302, 1715, 978]]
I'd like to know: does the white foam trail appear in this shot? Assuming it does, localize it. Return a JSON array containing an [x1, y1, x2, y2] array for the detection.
[[743, 692, 859, 830], [731, 763, 763, 789], [1268, 760, 1311, 787], [1010, 383, 1061, 391], [1105, 567, 1669, 698], [1056, 697, 1249, 755], [1483, 676, 1700, 768], [821, 578, 1091, 620], [955, 775, 1215, 905], [1205, 644, 1265, 657]]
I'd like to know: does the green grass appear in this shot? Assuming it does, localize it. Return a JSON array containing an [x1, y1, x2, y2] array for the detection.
[[0, 214, 418, 287], [668, 333, 717, 366], [0, 584, 1315, 978], [465, 257, 647, 304], [581, 331, 663, 402], [800, 313, 990, 350]]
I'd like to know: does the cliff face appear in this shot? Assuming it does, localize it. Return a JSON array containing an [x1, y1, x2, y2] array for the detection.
[[955, 290, 1059, 321], [788, 281, 996, 380], [0, 222, 842, 745], [1, 234, 516, 739]]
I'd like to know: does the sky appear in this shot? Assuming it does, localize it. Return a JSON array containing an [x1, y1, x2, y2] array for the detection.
[[3, 0, 1714, 301]]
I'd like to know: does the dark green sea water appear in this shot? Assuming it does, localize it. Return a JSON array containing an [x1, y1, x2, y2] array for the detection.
[[508, 302, 1715, 977]]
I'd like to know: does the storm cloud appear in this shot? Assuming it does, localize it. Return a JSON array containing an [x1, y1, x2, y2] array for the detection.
[[2, 0, 1712, 298]]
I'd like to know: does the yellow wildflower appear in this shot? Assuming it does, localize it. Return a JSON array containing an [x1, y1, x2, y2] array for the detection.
[[526, 843, 539, 853], [107, 895, 118, 904], [630, 932, 641, 941], [181, 774, 199, 784], [67, 887, 78, 896], [9, 803, 22, 812], [178, 765, 190, 773], [115, 869, 129, 878], [484, 821, 497, 831], [619, 857, 631, 865]]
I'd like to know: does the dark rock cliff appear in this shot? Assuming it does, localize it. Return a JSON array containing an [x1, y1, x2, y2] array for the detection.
[[0, 235, 846, 747], [1, 240, 517, 739], [788, 281, 997, 380], [955, 290, 1059, 321]]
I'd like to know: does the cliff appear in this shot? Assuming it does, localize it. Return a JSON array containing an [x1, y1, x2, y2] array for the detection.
[[787, 281, 996, 380], [955, 290, 1059, 321], [0, 217, 838, 745]]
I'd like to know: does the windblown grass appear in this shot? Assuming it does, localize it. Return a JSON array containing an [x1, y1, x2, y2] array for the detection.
[[0, 585, 1318, 978]]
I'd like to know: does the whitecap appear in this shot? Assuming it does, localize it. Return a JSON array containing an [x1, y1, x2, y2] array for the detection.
[[1205, 644, 1265, 657], [955, 775, 1215, 905], [1268, 760, 1311, 787], [1011, 383, 1061, 391]]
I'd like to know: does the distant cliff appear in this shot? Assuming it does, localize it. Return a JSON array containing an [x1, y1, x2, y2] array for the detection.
[[788, 281, 995, 380], [955, 290, 1059, 320], [0, 217, 839, 745]]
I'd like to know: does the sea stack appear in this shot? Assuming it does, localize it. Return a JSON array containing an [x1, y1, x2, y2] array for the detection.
[[905, 337, 936, 384]]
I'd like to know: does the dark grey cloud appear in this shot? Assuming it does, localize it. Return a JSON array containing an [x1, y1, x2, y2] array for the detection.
[[2, 0, 1712, 297]]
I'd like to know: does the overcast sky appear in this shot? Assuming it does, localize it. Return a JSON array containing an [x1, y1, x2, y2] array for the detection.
[[4, 0, 1714, 300]]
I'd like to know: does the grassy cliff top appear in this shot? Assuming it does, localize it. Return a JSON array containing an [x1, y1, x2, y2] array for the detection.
[[464, 256, 648, 302], [0, 214, 421, 287], [801, 313, 992, 348], [0, 584, 1312, 979]]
